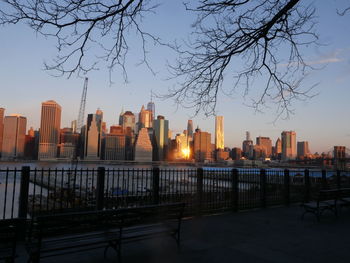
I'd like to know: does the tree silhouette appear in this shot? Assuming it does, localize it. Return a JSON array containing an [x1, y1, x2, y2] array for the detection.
[[0, 0, 348, 117]]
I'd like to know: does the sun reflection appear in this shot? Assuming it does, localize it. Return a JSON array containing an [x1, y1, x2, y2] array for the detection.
[[182, 147, 190, 159]]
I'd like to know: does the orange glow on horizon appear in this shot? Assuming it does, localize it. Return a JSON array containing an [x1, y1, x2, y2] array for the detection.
[[181, 147, 190, 159]]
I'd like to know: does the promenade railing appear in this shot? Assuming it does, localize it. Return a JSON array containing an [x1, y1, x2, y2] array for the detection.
[[1, 166, 350, 220]]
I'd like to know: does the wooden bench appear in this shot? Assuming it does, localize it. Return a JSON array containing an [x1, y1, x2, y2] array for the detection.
[[114, 202, 185, 261], [0, 219, 18, 263], [337, 188, 350, 210], [301, 189, 338, 221], [27, 202, 185, 262], [26, 209, 122, 262]]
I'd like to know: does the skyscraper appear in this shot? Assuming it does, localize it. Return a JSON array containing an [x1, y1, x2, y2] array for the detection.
[[153, 115, 169, 161], [121, 111, 136, 132], [0, 108, 4, 157], [281, 131, 296, 160], [134, 128, 153, 162], [38, 100, 61, 160], [297, 141, 310, 158], [187, 120, 194, 140], [1, 114, 27, 159], [215, 116, 224, 150], [242, 131, 253, 158], [256, 136, 272, 157], [84, 113, 102, 160], [193, 127, 212, 162], [104, 134, 126, 160], [138, 105, 152, 131], [275, 138, 282, 157], [147, 101, 155, 120]]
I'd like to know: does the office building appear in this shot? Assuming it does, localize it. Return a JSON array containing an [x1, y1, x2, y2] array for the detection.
[[84, 112, 102, 160], [104, 133, 126, 160], [231, 147, 242, 160], [134, 128, 153, 162], [215, 116, 224, 150], [193, 127, 212, 162], [297, 141, 310, 158], [242, 131, 253, 158], [38, 100, 61, 160], [275, 138, 282, 158], [138, 105, 152, 131], [256, 136, 272, 157], [24, 127, 38, 159], [187, 120, 194, 140], [281, 131, 296, 160], [175, 133, 188, 159], [153, 115, 169, 161], [1, 114, 27, 159], [121, 111, 136, 133], [147, 101, 155, 120]]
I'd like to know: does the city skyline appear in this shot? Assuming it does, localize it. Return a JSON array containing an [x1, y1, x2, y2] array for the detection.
[[0, 2, 349, 153], [0, 99, 348, 155]]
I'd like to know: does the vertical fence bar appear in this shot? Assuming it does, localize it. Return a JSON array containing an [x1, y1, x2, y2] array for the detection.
[[18, 166, 30, 219], [196, 168, 203, 216], [96, 167, 105, 210], [231, 169, 239, 212], [284, 169, 290, 207], [321, 169, 327, 189], [304, 169, 310, 203], [336, 170, 341, 189], [152, 167, 160, 205], [260, 169, 266, 208]]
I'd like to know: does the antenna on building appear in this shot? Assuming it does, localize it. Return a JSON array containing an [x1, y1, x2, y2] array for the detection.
[[77, 77, 88, 133]]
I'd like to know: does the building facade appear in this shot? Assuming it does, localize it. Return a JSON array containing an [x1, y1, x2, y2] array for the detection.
[[84, 113, 102, 160], [38, 100, 61, 160], [138, 105, 152, 131], [281, 131, 296, 160], [153, 115, 169, 161], [1, 114, 27, 159], [104, 134, 126, 160], [193, 128, 212, 162], [134, 128, 153, 162], [256, 136, 272, 158], [297, 141, 310, 158], [215, 116, 224, 150]]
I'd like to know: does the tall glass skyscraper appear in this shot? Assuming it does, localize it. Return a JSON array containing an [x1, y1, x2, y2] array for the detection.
[[281, 131, 296, 160], [215, 116, 224, 150], [1, 114, 27, 159], [38, 100, 61, 160]]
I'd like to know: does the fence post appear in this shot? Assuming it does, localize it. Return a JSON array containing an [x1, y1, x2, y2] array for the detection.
[[304, 169, 310, 203], [18, 166, 30, 219], [336, 170, 341, 189], [197, 168, 203, 216], [231, 169, 239, 212], [284, 169, 290, 207], [321, 170, 327, 189], [260, 169, 266, 208], [18, 166, 30, 240], [152, 167, 160, 205], [96, 167, 105, 210]]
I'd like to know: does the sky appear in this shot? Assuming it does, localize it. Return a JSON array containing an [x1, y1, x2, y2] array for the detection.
[[0, 1, 349, 154]]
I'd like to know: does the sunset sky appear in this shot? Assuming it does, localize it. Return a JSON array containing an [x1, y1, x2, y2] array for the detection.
[[0, 1, 349, 153]]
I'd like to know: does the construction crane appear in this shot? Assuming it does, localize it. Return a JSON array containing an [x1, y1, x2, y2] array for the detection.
[[77, 77, 88, 133]]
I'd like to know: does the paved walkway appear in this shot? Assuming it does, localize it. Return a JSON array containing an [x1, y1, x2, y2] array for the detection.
[[17, 205, 350, 263]]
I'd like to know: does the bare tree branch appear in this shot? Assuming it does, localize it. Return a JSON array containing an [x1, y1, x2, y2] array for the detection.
[[0, 0, 159, 79], [167, 0, 319, 118]]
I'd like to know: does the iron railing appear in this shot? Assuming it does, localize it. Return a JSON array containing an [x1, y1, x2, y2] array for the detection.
[[1, 166, 350, 219]]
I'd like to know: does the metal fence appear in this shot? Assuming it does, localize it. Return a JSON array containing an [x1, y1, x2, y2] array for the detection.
[[1, 167, 350, 219]]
